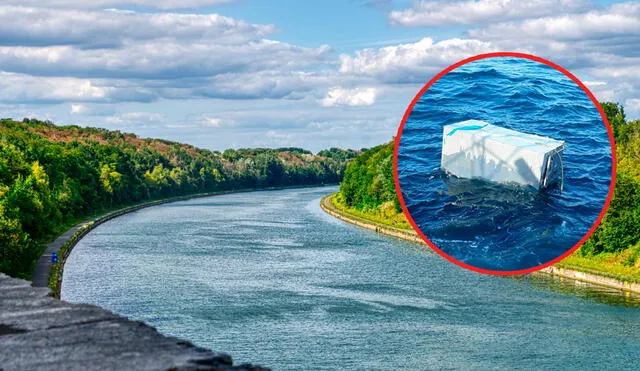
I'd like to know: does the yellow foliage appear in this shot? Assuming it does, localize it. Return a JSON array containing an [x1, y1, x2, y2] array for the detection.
[[30, 161, 48, 187], [100, 164, 122, 194]]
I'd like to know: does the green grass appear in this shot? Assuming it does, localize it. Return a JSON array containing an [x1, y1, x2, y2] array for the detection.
[[556, 247, 640, 284], [330, 193, 411, 230]]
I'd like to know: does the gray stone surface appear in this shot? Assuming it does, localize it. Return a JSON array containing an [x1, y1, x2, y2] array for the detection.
[[0, 274, 269, 371]]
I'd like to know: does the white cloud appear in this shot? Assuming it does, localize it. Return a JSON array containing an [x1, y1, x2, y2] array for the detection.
[[0, 72, 114, 103], [469, 6, 640, 43], [463, 2, 640, 74], [1, 1, 236, 10], [320, 87, 379, 107], [198, 117, 235, 127], [625, 98, 640, 117], [70, 103, 116, 116], [0, 7, 330, 86], [104, 111, 165, 126], [389, 0, 588, 26], [333, 1, 639, 119], [589, 65, 640, 83], [583, 81, 607, 87], [0, 72, 157, 104], [0, 8, 330, 84], [190, 71, 336, 100], [0, 41, 329, 79], [338, 37, 495, 83], [70, 104, 85, 114], [451, 1, 640, 116], [0, 7, 274, 48], [1, 0, 639, 153], [0, 6, 333, 104], [203, 118, 224, 127]]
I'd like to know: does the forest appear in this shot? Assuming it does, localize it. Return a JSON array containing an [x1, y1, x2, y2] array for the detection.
[[337, 103, 640, 275], [0, 118, 357, 278]]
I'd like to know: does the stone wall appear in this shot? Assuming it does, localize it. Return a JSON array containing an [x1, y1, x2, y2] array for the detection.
[[0, 273, 268, 371]]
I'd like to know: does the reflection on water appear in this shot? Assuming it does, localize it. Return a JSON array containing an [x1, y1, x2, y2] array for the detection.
[[518, 274, 640, 308]]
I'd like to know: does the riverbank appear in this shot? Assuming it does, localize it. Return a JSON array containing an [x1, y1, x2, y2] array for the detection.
[[320, 193, 640, 295], [37, 185, 334, 298]]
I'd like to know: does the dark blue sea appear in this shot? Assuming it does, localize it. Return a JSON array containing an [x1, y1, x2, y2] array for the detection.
[[397, 57, 613, 272]]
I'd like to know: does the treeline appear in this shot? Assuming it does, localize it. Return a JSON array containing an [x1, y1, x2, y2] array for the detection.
[[339, 141, 398, 212], [582, 103, 640, 258], [336, 141, 409, 227], [338, 102, 640, 261], [0, 118, 357, 278]]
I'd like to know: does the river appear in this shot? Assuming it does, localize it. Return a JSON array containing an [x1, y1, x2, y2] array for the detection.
[[62, 187, 640, 370]]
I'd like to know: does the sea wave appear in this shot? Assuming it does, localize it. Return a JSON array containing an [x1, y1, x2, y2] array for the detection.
[[398, 57, 612, 271]]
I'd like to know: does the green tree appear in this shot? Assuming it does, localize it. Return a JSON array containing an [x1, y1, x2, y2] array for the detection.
[[0, 117, 355, 278], [100, 163, 123, 204]]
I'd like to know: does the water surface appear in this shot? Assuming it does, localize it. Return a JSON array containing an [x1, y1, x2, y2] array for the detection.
[[62, 187, 640, 370], [398, 57, 613, 271]]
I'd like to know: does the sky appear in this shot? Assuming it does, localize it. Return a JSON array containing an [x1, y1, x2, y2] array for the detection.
[[0, 0, 638, 152]]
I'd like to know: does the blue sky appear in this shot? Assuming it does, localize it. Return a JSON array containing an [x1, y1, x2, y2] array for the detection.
[[0, 0, 638, 152], [214, 1, 428, 51]]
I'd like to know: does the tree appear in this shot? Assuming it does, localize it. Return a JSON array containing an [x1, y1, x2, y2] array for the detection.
[[100, 163, 123, 204], [0, 117, 355, 278]]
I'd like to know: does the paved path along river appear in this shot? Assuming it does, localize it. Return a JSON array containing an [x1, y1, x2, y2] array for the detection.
[[62, 187, 640, 370]]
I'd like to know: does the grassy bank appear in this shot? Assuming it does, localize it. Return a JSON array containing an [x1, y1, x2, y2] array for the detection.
[[330, 192, 411, 230], [329, 192, 640, 284], [556, 251, 640, 284]]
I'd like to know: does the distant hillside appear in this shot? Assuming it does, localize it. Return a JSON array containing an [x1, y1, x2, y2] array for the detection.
[[335, 103, 640, 279], [0, 118, 357, 278]]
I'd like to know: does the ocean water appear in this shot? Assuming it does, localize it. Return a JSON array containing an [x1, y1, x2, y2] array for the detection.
[[61, 188, 640, 370], [397, 57, 613, 271]]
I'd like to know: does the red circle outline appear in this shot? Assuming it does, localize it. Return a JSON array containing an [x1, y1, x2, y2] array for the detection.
[[393, 52, 617, 276]]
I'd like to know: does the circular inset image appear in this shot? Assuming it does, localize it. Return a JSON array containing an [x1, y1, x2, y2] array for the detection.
[[394, 52, 615, 275]]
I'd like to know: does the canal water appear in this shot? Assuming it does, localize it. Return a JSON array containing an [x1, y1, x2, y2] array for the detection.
[[62, 187, 640, 370]]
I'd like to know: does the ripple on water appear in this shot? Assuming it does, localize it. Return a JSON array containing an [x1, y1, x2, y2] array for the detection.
[[398, 57, 612, 271], [61, 188, 640, 370]]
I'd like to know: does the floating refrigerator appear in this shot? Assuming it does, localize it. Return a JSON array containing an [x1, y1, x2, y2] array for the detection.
[[441, 120, 565, 189]]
